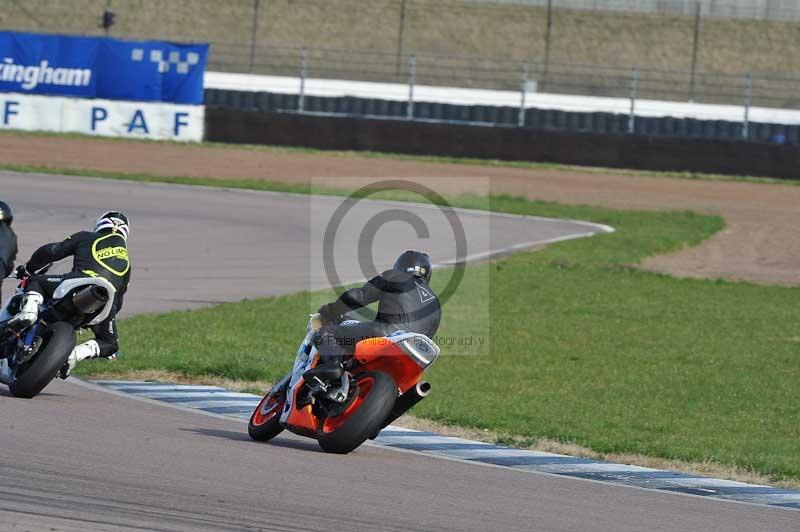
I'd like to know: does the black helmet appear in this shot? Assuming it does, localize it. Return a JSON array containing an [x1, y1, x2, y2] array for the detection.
[[394, 250, 432, 283], [94, 211, 130, 240], [0, 200, 12, 225]]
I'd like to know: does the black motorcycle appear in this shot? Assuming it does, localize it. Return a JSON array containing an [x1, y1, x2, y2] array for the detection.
[[0, 266, 115, 398]]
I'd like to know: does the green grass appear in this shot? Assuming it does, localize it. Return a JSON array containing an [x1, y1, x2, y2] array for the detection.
[[75, 189, 800, 482]]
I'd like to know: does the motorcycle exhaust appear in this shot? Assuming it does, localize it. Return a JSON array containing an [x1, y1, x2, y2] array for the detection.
[[382, 381, 431, 429], [71, 286, 109, 314]]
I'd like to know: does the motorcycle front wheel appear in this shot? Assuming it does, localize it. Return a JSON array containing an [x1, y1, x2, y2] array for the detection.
[[9, 321, 75, 399], [317, 371, 396, 454], [248, 393, 286, 441]]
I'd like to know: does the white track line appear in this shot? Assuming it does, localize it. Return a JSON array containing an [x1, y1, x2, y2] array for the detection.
[[131, 391, 262, 399]]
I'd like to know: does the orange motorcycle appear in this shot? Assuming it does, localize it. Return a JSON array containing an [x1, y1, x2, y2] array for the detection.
[[248, 314, 439, 454]]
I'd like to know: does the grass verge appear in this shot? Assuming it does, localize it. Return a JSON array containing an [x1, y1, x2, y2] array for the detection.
[[71, 188, 800, 484]]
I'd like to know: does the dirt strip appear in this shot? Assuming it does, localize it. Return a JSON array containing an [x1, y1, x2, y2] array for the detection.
[[2, 134, 799, 285]]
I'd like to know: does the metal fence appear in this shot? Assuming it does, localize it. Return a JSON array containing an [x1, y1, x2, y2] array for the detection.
[[216, 44, 800, 111], [2, 0, 800, 109], [218, 47, 774, 140], [474, 0, 800, 21]]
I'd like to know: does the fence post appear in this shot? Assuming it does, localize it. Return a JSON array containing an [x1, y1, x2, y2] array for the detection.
[[102, 0, 113, 36], [407, 54, 416, 120], [298, 48, 308, 113], [518, 61, 529, 127], [542, 0, 553, 91], [395, 0, 408, 76], [628, 66, 638, 134], [688, 1, 701, 101], [248, 0, 261, 73], [743, 72, 752, 140]]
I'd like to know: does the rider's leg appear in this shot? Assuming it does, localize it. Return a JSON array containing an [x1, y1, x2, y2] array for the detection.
[[60, 312, 118, 379], [313, 325, 346, 363], [58, 339, 100, 380], [332, 320, 396, 356], [91, 313, 119, 358], [8, 274, 65, 327], [306, 325, 348, 380], [8, 290, 44, 327], [308, 321, 395, 379]]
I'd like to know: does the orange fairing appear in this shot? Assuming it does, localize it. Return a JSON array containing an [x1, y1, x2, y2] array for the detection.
[[352, 337, 424, 394], [284, 377, 320, 437]]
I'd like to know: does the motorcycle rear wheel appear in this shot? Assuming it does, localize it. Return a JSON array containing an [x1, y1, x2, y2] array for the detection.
[[317, 371, 396, 454], [9, 321, 75, 399]]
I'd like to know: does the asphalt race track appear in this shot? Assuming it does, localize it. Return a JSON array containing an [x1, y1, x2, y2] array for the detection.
[[3, 172, 608, 314], [3, 379, 797, 532], [1, 172, 796, 531]]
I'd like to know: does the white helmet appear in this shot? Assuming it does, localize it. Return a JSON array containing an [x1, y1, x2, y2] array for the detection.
[[94, 211, 130, 240]]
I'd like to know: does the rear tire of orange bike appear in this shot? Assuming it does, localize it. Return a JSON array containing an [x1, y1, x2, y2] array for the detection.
[[248, 393, 285, 442], [317, 371, 396, 454]]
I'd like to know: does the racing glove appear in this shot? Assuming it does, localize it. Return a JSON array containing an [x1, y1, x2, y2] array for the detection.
[[15, 264, 30, 279]]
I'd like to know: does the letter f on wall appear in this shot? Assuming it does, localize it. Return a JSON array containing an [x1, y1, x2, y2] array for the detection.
[[3, 101, 19, 125], [173, 111, 189, 136]]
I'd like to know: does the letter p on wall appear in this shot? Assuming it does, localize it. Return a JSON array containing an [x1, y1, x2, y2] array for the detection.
[[91, 106, 108, 130]]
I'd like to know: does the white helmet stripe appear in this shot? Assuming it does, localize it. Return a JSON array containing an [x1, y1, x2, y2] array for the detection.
[[94, 212, 130, 240]]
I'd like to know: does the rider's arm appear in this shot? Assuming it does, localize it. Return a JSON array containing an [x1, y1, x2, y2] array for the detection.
[[323, 275, 386, 318], [0, 224, 16, 276], [26, 233, 80, 272]]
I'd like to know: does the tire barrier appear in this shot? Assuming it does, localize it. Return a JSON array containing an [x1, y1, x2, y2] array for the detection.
[[204, 88, 799, 144], [205, 107, 800, 180]]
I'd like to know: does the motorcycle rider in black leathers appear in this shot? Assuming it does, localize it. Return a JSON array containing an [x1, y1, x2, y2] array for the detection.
[[0, 200, 18, 304], [306, 250, 441, 381], [8, 211, 131, 378]]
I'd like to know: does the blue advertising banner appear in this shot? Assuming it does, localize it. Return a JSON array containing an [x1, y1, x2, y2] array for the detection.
[[0, 31, 208, 104]]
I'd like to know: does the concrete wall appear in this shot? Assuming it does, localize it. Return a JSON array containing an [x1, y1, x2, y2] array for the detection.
[[205, 107, 800, 180]]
